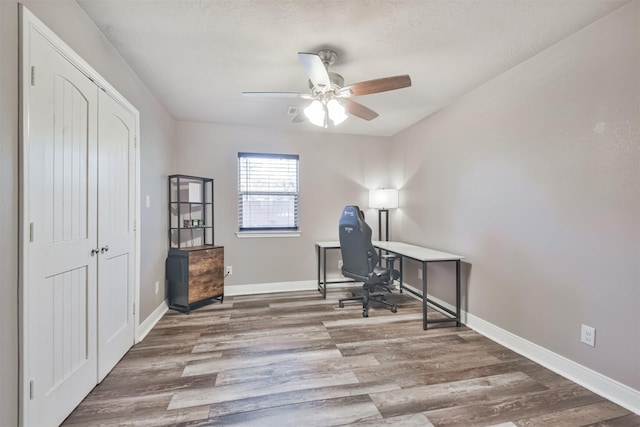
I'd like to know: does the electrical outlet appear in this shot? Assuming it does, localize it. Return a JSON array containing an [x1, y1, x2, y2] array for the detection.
[[581, 324, 596, 347], [154, 281, 159, 295], [338, 260, 343, 269], [225, 265, 233, 276], [418, 268, 422, 280]]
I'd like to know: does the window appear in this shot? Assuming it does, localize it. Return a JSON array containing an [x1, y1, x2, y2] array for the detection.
[[238, 152, 299, 232]]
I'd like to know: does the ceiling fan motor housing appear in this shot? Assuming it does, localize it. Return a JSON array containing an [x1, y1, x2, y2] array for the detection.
[[309, 72, 344, 91], [317, 49, 337, 66]]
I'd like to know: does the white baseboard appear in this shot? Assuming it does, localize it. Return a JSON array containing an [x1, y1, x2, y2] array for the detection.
[[466, 311, 640, 415], [136, 299, 168, 343], [409, 286, 640, 415], [224, 280, 317, 296]]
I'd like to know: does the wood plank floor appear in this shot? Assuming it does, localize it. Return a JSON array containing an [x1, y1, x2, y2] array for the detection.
[[63, 287, 640, 426]]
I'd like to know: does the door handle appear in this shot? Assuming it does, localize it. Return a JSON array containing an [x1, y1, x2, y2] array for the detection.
[[101, 245, 109, 254], [91, 248, 100, 256]]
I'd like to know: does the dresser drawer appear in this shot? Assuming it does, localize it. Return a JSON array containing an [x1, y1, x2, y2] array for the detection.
[[188, 248, 224, 303], [166, 245, 224, 312]]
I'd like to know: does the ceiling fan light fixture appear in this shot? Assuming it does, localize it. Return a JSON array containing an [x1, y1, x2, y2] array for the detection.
[[304, 100, 326, 127], [244, 49, 412, 127], [327, 99, 347, 126]]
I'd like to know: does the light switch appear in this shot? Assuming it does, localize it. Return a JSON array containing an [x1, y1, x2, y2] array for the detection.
[[146, 195, 151, 208]]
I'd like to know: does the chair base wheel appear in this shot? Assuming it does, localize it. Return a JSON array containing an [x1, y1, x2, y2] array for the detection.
[[338, 288, 398, 318]]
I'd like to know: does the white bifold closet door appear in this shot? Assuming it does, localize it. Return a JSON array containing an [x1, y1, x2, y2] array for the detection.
[[96, 89, 136, 382], [27, 29, 99, 427], [25, 24, 136, 427]]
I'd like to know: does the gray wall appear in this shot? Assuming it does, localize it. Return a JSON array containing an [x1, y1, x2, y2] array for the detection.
[[391, 2, 639, 390], [0, 1, 175, 425], [0, 2, 19, 425], [174, 121, 392, 287], [1, 2, 637, 425]]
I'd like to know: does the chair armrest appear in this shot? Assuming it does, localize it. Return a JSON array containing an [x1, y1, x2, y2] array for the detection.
[[381, 254, 400, 282], [366, 249, 375, 265], [381, 254, 399, 269], [368, 250, 386, 281]]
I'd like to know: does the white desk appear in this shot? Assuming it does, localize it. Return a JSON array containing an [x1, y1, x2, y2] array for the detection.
[[373, 241, 464, 330], [315, 240, 464, 330]]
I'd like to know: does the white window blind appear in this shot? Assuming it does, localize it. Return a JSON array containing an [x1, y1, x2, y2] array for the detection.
[[238, 152, 299, 231]]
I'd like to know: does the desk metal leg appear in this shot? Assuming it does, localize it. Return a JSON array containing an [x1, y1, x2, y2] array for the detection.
[[456, 259, 461, 327], [316, 245, 321, 296], [399, 257, 404, 294], [422, 260, 428, 330], [322, 247, 328, 299], [316, 245, 328, 299]]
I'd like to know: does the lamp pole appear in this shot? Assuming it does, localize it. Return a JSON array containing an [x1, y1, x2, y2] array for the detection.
[[378, 208, 390, 241]]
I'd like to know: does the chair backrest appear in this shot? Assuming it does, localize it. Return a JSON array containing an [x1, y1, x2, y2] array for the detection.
[[339, 205, 378, 281]]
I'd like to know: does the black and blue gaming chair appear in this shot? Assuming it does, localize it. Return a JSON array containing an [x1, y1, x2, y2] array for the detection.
[[338, 205, 397, 317]]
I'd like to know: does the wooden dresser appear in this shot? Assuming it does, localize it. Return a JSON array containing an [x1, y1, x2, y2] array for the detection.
[[165, 245, 224, 313]]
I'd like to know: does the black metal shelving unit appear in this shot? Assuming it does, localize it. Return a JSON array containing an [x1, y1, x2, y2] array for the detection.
[[168, 174, 215, 249], [166, 174, 223, 313]]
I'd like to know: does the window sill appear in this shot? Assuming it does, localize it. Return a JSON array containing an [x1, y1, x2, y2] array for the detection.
[[235, 231, 301, 239]]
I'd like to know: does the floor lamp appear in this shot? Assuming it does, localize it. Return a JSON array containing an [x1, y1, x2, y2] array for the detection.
[[369, 188, 398, 241]]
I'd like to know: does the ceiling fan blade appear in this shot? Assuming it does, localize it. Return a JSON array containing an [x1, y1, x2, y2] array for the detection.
[[242, 92, 309, 98], [342, 98, 379, 121], [339, 75, 411, 97], [298, 52, 331, 89]]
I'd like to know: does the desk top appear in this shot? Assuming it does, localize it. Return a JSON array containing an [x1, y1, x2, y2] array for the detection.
[[316, 240, 463, 262], [373, 241, 464, 262], [316, 241, 341, 248]]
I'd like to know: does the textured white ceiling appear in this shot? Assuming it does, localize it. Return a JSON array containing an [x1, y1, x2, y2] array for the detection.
[[78, 0, 628, 136]]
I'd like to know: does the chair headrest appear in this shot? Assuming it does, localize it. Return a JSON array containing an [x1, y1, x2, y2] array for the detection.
[[340, 205, 361, 228]]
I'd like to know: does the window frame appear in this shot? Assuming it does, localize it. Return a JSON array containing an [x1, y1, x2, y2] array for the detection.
[[237, 152, 300, 235]]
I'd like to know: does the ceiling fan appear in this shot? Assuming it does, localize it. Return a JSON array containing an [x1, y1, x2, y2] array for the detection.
[[242, 49, 412, 128]]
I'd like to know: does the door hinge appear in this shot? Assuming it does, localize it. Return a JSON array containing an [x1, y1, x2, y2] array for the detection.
[[29, 380, 34, 400], [133, 220, 137, 232], [133, 303, 135, 316], [31, 66, 35, 86], [29, 223, 34, 242]]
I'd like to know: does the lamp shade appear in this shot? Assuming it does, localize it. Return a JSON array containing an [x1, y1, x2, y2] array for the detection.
[[327, 99, 347, 126], [304, 100, 326, 127], [369, 188, 398, 209], [305, 98, 348, 128]]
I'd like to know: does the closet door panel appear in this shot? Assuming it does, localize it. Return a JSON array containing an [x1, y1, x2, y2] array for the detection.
[[27, 31, 98, 427], [97, 90, 136, 381]]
